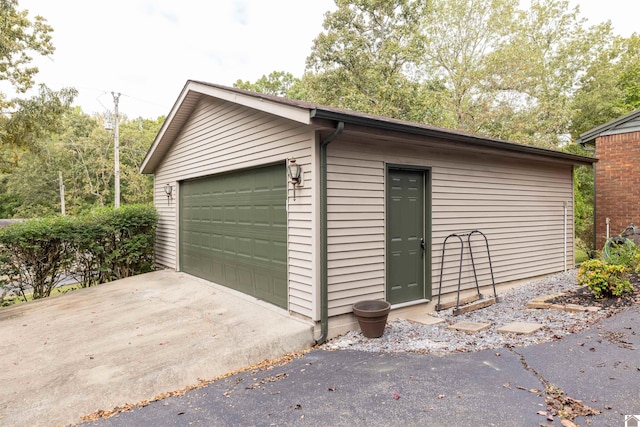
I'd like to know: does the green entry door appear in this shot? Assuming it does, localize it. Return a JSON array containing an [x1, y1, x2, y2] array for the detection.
[[387, 168, 428, 304], [179, 164, 287, 308]]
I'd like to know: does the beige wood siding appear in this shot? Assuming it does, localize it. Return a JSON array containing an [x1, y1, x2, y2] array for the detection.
[[152, 97, 315, 318], [326, 138, 575, 316]]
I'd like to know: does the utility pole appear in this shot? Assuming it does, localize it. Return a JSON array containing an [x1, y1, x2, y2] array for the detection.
[[112, 92, 121, 208], [58, 171, 66, 215]]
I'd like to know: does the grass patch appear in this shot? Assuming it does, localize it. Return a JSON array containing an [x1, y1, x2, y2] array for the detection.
[[1, 283, 80, 307]]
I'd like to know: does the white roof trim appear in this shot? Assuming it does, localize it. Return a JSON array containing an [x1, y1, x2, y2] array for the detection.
[[140, 82, 193, 173], [188, 81, 311, 125]]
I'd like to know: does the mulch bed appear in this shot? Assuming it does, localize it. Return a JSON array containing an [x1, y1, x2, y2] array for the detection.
[[546, 273, 640, 309]]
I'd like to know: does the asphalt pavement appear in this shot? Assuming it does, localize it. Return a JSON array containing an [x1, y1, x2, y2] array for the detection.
[[79, 304, 640, 427]]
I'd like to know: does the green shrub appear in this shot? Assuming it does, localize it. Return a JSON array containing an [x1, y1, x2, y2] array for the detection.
[[602, 238, 639, 268], [575, 247, 589, 265], [69, 214, 110, 288], [0, 204, 158, 301], [91, 204, 158, 281], [577, 259, 633, 299], [0, 216, 75, 300]]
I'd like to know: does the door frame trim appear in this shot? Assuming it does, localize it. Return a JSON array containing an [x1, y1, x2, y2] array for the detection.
[[385, 164, 432, 301]]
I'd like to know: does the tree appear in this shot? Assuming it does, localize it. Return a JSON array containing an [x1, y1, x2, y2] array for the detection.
[[570, 34, 640, 138], [299, 0, 614, 148], [117, 117, 159, 205], [3, 109, 159, 217], [0, 85, 77, 149], [484, 0, 614, 147], [234, 71, 301, 97], [0, 0, 54, 102], [303, 0, 438, 122], [0, 1, 157, 217], [562, 142, 594, 252], [1, 1, 77, 174], [418, 0, 519, 131]]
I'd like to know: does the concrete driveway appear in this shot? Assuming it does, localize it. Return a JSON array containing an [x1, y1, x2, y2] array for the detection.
[[0, 271, 314, 427]]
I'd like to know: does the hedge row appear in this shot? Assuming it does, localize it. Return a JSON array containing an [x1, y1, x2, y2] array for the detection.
[[0, 204, 158, 301]]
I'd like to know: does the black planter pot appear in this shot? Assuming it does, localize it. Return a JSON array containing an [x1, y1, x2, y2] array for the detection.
[[352, 300, 391, 338]]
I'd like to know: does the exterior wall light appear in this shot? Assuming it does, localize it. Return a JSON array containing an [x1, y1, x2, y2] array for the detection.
[[287, 158, 302, 200], [164, 183, 173, 204]]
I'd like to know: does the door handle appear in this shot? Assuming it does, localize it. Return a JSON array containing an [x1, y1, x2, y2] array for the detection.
[[420, 238, 425, 250]]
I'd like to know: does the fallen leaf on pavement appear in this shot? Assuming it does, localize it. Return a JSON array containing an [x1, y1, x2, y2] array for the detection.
[[393, 392, 400, 400], [79, 349, 311, 422]]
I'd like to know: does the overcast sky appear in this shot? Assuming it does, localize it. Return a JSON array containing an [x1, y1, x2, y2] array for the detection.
[[12, 0, 640, 120]]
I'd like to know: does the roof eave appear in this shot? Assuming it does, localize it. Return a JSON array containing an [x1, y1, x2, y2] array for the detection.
[[140, 80, 313, 174], [577, 109, 640, 146], [311, 109, 596, 166]]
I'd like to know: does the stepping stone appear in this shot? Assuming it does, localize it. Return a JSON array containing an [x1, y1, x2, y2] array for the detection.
[[446, 321, 491, 333], [497, 322, 543, 335], [454, 297, 497, 315], [405, 314, 446, 325], [526, 301, 551, 309], [436, 295, 480, 311]]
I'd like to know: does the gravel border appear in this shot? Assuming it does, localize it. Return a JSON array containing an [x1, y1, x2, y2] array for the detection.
[[322, 270, 626, 354]]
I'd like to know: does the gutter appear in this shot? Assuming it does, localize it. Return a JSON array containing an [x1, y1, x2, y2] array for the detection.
[[311, 109, 594, 166], [315, 121, 344, 345]]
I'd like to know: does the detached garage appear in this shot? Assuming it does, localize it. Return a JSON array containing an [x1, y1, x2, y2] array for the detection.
[[140, 80, 596, 341]]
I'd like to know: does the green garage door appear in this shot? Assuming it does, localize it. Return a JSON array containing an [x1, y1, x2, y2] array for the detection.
[[179, 164, 287, 308]]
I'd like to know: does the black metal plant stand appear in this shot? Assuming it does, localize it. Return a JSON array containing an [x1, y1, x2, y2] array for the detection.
[[435, 230, 498, 315]]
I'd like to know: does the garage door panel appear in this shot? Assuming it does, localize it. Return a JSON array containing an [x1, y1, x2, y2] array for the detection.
[[274, 205, 286, 225], [273, 241, 287, 264], [212, 259, 223, 281], [223, 235, 236, 254], [179, 164, 287, 308]]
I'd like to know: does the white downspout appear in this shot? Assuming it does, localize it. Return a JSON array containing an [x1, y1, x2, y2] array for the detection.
[[563, 201, 568, 271]]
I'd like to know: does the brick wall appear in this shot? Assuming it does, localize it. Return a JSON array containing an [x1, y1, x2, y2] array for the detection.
[[595, 131, 640, 249]]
